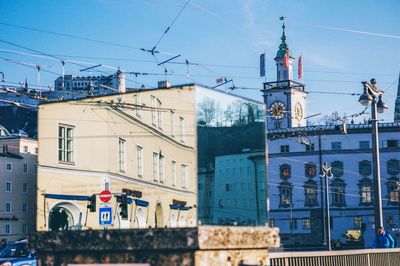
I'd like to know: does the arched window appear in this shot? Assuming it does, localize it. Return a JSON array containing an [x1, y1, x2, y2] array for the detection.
[[331, 161, 344, 178], [331, 179, 346, 207], [386, 177, 400, 205], [358, 178, 372, 206], [304, 180, 318, 207], [279, 181, 293, 208], [387, 159, 400, 176], [359, 160, 372, 177]]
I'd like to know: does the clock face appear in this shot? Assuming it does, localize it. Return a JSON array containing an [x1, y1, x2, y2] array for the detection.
[[294, 102, 303, 121], [270, 101, 286, 120]]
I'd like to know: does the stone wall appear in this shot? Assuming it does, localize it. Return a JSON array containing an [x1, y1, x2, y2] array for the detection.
[[30, 226, 279, 266]]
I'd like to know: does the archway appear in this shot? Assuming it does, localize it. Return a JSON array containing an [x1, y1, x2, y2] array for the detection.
[[170, 211, 177, 228], [155, 203, 164, 228], [48, 202, 83, 231]]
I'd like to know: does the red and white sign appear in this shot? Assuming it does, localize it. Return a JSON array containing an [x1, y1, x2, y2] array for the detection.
[[99, 190, 112, 203]]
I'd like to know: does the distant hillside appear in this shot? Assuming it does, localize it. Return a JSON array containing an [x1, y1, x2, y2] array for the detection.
[[0, 106, 37, 138]]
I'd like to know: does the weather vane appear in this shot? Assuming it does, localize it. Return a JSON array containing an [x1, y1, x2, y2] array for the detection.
[[279, 16, 286, 21]]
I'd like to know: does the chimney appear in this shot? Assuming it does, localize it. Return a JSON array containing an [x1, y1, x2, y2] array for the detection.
[[158, 80, 171, 88]]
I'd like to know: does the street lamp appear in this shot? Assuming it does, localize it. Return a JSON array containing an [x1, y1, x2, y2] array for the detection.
[[320, 162, 333, 251], [358, 78, 387, 234]]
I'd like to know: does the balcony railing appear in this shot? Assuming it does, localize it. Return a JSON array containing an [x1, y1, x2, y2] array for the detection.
[[268, 248, 400, 266]]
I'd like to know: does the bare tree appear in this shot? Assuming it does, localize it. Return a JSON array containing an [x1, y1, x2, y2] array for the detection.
[[197, 97, 217, 126]]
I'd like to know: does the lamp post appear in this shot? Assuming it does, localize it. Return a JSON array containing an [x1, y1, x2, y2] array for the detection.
[[359, 78, 388, 233], [320, 162, 333, 251]]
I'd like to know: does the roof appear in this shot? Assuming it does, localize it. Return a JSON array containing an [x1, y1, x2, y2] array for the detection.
[[0, 152, 23, 159]]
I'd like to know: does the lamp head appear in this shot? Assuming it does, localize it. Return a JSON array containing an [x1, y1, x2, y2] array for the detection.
[[358, 86, 373, 106], [377, 95, 388, 113]]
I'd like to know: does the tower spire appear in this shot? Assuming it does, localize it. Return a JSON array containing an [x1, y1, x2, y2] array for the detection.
[[275, 17, 294, 81], [394, 72, 400, 122]]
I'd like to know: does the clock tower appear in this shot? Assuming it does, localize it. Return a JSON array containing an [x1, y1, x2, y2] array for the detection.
[[262, 21, 308, 131]]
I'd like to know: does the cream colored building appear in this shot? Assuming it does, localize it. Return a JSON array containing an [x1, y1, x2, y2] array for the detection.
[[0, 128, 37, 240], [36, 85, 197, 231]]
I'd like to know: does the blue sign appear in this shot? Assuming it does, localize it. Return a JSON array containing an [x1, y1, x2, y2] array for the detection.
[[99, 207, 112, 226]]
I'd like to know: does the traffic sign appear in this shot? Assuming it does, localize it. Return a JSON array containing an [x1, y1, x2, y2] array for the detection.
[[99, 190, 112, 203], [99, 205, 112, 226]]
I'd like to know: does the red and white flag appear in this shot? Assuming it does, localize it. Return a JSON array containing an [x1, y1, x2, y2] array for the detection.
[[298, 55, 303, 79], [283, 51, 289, 68]]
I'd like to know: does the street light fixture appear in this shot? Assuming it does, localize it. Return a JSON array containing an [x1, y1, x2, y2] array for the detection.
[[359, 78, 387, 234], [320, 162, 333, 251]]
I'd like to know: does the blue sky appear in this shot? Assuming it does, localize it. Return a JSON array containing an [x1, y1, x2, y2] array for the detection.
[[0, 0, 399, 122]]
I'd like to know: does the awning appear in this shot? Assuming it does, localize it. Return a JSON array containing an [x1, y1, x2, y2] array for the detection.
[[169, 204, 192, 210], [44, 193, 90, 201], [135, 199, 149, 207]]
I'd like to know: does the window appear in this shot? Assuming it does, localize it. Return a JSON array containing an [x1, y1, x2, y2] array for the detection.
[[387, 159, 400, 176], [151, 95, 156, 125], [118, 138, 126, 172], [225, 184, 232, 191], [387, 177, 400, 204], [274, 122, 281, 129], [302, 218, 311, 229], [279, 181, 293, 208], [359, 178, 372, 206], [359, 160, 372, 176], [359, 141, 370, 149], [34, 165, 37, 174], [331, 179, 346, 207], [58, 125, 74, 163], [137, 146, 143, 177], [22, 183, 28, 193], [172, 161, 176, 186], [331, 161, 344, 178], [6, 163, 11, 172], [23, 163, 28, 173], [23, 146, 28, 153], [280, 145, 289, 153], [383, 140, 400, 148], [5, 203, 11, 213], [331, 142, 342, 150], [290, 218, 297, 230], [306, 143, 315, 151], [179, 116, 185, 143], [304, 181, 318, 207], [2, 145, 8, 153], [354, 216, 362, 228], [22, 224, 27, 234], [6, 182, 11, 192], [157, 99, 162, 129], [198, 183, 203, 190], [5, 224, 10, 234], [170, 111, 175, 137], [135, 93, 142, 117], [35, 147, 38, 154], [153, 152, 159, 182], [181, 164, 188, 188], [159, 154, 164, 183], [386, 216, 394, 226], [22, 203, 27, 213]]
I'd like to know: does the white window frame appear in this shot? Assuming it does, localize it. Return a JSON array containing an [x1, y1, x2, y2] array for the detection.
[[137, 145, 143, 177], [172, 161, 177, 186], [153, 152, 159, 182], [170, 111, 175, 137], [58, 124, 74, 163], [6, 181, 12, 192], [5, 202, 11, 213], [118, 138, 126, 172], [135, 93, 142, 117], [179, 116, 185, 143], [159, 154, 164, 183], [181, 164, 188, 188], [151, 95, 156, 126], [157, 98, 163, 130]]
